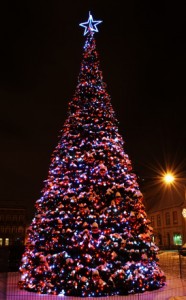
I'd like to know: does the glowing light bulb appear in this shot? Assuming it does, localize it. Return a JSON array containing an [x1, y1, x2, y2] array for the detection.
[[164, 173, 174, 184]]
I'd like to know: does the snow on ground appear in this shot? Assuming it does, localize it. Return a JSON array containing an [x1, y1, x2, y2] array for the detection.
[[4, 272, 186, 300]]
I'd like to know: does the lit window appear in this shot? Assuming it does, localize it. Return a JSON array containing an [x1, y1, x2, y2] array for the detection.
[[173, 233, 182, 245], [157, 214, 161, 226], [173, 211, 178, 224], [0, 238, 3, 246], [5, 238, 9, 246], [165, 212, 170, 225]]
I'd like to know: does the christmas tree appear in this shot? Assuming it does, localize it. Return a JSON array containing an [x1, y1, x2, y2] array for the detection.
[[19, 12, 165, 297]]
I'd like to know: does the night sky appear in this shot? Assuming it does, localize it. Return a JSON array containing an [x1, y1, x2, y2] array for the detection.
[[1, 1, 186, 220]]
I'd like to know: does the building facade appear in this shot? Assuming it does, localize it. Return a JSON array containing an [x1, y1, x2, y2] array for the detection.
[[145, 185, 186, 249], [147, 206, 184, 249], [0, 207, 26, 247]]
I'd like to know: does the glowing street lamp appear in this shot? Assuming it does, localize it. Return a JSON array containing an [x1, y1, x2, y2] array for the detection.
[[163, 172, 175, 185], [161, 170, 186, 245], [165, 173, 186, 244]]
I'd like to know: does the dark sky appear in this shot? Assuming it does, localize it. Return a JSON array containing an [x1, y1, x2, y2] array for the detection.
[[0, 1, 186, 220]]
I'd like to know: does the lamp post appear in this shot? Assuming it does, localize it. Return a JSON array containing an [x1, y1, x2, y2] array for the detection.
[[181, 181, 186, 244], [182, 204, 186, 245], [161, 170, 185, 278], [162, 172, 175, 248], [162, 171, 186, 245]]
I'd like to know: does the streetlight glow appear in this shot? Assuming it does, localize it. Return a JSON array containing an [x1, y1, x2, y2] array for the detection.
[[164, 173, 175, 184]]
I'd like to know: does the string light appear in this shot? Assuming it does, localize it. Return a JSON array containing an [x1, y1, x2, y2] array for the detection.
[[19, 14, 165, 297]]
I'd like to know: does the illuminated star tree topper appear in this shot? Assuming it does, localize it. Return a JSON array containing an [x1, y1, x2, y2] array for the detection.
[[79, 11, 102, 35]]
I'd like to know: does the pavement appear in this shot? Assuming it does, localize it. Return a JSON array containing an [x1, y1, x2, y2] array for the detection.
[[169, 295, 186, 299], [2, 272, 186, 300]]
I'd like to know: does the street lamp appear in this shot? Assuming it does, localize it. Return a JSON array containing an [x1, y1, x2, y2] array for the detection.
[[162, 171, 185, 246], [162, 172, 186, 245], [163, 173, 175, 185], [182, 208, 186, 246]]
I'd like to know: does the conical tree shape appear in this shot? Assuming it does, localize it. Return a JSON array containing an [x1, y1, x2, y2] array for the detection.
[[19, 18, 165, 297]]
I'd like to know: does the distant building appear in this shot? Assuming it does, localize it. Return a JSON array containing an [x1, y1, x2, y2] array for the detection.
[[145, 185, 186, 249], [0, 207, 27, 247]]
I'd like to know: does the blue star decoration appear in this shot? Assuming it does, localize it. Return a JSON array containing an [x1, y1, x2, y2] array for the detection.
[[79, 12, 102, 36]]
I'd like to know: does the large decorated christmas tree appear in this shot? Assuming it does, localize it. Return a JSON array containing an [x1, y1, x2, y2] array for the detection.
[[19, 12, 165, 297]]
